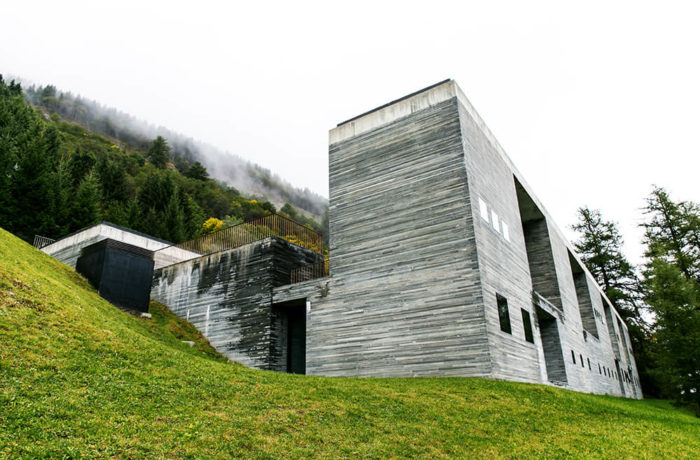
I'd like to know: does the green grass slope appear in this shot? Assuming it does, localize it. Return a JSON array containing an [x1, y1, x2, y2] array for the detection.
[[0, 228, 698, 459]]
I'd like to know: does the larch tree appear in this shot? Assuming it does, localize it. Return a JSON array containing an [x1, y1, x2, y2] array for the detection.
[[641, 187, 700, 414], [571, 207, 653, 394]]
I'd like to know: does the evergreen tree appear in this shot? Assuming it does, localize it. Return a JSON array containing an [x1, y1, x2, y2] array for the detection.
[[138, 172, 176, 212], [571, 207, 654, 394], [571, 208, 642, 321], [147, 136, 171, 169], [164, 192, 186, 242], [8, 119, 56, 240], [182, 195, 206, 239], [68, 149, 97, 186], [185, 161, 209, 181], [49, 159, 72, 238], [70, 173, 101, 230], [96, 156, 129, 202], [641, 187, 700, 414]]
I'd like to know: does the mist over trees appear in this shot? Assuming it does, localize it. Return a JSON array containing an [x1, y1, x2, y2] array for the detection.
[[19, 79, 328, 216], [0, 75, 326, 245]]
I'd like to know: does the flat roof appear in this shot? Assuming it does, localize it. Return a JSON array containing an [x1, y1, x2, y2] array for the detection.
[[337, 79, 451, 127]]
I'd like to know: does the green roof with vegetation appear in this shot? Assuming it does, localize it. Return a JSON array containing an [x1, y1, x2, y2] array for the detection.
[[0, 228, 698, 459]]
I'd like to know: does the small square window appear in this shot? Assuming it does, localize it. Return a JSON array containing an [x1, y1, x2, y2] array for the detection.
[[496, 294, 511, 334], [491, 210, 500, 232], [521, 308, 534, 343], [479, 198, 489, 221], [501, 221, 510, 241]]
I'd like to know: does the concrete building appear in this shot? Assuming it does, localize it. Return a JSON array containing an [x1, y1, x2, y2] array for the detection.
[[270, 79, 641, 398], [43, 80, 643, 398]]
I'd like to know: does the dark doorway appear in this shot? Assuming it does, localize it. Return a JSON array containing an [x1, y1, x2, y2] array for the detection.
[[535, 306, 568, 385], [272, 299, 307, 374]]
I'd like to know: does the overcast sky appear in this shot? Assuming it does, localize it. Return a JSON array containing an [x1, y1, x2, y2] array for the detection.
[[2, 1, 698, 263]]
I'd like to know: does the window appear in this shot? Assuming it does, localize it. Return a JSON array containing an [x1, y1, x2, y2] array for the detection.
[[580, 354, 584, 367], [587, 358, 591, 370], [521, 309, 534, 343], [491, 210, 500, 232], [501, 221, 510, 241], [497, 294, 511, 334], [479, 197, 489, 221], [571, 350, 576, 364], [598, 363, 602, 374]]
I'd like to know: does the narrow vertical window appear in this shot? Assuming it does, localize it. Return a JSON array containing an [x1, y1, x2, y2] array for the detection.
[[571, 350, 576, 364], [491, 210, 500, 232], [496, 294, 511, 334], [587, 358, 591, 370], [501, 221, 510, 241], [479, 198, 489, 221], [521, 308, 534, 343]]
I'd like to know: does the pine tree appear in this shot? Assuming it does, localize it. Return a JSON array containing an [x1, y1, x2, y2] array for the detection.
[[96, 156, 129, 202], [641, 187, 700, 414], [571, 208, 642, 321], [185, 161, 209, 181], [68, 149, 97, 186], [571, 207, 653, 394], [147, 136, 171, 169], [70, 173, 102, 231], [49, 159, 72, 238], [163, 192, 186, 243]]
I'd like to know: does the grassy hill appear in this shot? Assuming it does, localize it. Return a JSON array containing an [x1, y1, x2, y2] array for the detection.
[[0, 228, 698, 459]]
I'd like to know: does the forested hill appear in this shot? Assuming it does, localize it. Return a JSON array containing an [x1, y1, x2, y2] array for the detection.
[[0, 75, 327, 245], [18, 78, 327, 217]]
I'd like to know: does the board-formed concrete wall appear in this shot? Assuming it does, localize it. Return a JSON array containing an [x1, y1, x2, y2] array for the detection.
[[127, 79, 641, 398], [151, 237, 320, 368], [300, 79, 642, 397]]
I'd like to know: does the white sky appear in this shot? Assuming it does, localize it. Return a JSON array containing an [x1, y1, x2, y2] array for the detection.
[[2, 1, 699, 263]]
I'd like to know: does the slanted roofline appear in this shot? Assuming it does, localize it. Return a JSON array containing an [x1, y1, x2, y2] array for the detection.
[[329, 79, 628, 325]]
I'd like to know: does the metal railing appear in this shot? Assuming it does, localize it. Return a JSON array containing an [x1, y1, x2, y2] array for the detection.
[[33, 235, 56, 249], [290, 259, 329, 284], [169, 213, 324, 258]]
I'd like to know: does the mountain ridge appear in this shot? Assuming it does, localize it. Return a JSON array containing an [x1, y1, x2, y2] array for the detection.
[[15, 75, 327, 217]]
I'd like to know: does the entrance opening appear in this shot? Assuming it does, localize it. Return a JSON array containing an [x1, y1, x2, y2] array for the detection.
[[568, 251, 598, 338], [271, 299, 307, 374], [515, 177, 562, 309], [535, 306, 568, 385]]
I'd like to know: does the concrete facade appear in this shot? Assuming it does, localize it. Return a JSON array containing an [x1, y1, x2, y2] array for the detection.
[[275, 80, 641, 397], [40, 81, 642, 398], [151, 237, 321, 370]]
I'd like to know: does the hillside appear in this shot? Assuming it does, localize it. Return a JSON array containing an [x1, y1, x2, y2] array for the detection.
[[0, 75, 326, 246], [0, 229, 698, 458], [20, 79, 327, 216]]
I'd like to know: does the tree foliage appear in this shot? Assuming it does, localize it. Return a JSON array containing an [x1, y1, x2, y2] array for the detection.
[[0, 75, 298, 246], [571, 208, 653, 394], [641, 187, 700, 413], [571, 208, 643, 323], [185, 161, 209, 181], [147, 136, 171, 169]]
